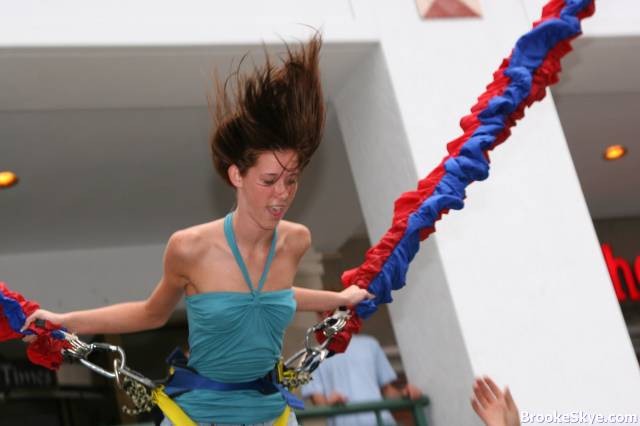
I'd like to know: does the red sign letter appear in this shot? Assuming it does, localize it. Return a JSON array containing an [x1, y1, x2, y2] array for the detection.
[[601, 243, 640, 301]]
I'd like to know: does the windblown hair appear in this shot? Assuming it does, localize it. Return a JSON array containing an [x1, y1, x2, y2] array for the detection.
[[210, 33, 325, 186]]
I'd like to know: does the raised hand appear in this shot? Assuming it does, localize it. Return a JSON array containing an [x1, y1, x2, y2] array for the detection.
[[21, 308, 67, 342], [471, 376, 520, 426]]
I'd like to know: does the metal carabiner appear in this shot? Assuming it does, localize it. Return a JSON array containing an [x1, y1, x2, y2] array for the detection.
[[303, 307, 350, 352], [321, 308, 350, 339], [60, 332, 156, 389], [284, 307, 351, 377], [74, 342, 127, 381]]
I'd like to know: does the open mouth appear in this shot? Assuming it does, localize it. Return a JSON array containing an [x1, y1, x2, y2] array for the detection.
[[267, 205, 285, 218]]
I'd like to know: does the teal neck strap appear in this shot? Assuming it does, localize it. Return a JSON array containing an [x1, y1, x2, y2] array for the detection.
[[224, 212, 278, 293]]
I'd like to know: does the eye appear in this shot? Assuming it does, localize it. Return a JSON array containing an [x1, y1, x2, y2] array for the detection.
[[261, 179, 276, 186]]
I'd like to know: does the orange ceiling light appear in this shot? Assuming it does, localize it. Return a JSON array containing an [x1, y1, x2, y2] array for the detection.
[[603, 145, 627, 161], [0, 171, 19, 189]]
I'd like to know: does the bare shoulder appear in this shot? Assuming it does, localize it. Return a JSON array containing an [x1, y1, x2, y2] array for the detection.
[[166, 220, 223, 263], [279, 220, 311, 256]]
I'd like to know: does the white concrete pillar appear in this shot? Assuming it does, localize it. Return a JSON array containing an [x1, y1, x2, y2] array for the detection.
[[333, 0, 640, 424]]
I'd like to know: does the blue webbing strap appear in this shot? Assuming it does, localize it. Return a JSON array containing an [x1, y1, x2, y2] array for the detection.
[[164, 367, 304, 410], [164, 349, 304, 410]]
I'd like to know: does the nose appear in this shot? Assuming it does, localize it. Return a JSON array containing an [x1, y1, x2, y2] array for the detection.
[[274, 178, 289, 198]]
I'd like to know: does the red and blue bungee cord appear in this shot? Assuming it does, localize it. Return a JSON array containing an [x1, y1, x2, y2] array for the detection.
[[327, 0, 596, 353], [0, 281, 69, 369]]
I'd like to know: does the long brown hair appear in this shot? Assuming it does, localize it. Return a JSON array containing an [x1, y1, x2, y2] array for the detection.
[[210, 33, 325, 186]]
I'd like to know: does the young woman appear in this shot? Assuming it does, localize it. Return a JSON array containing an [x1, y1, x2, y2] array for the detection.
[[23, 34, 372, 425]]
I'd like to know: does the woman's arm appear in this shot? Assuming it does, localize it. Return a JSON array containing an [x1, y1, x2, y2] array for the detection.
[[23, 231, 190, 335], [293, 285, 373, 312], [288, 225, 373, 311]]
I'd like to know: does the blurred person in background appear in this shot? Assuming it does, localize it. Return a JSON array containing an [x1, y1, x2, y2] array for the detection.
[[302, 333, 422, 426]]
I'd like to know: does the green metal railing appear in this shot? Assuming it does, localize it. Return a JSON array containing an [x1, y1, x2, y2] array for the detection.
[[295, 396, 430, 426]]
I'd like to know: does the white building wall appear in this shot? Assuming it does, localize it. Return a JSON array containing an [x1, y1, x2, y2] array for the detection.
[[0, 0, 371, 47], [0, 244, 165, 312]]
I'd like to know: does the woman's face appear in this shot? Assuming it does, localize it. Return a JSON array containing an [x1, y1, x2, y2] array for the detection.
[[234, 149, 300, 229]]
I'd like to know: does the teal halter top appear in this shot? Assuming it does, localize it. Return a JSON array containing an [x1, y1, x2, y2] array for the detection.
[[174, 213, 296, 423]]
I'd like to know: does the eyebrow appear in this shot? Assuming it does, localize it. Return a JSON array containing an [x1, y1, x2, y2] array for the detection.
[[260, 172, 299, 177]]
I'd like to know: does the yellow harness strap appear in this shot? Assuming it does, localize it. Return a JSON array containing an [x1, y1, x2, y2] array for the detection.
[[154, 362, 293, 426], [273, 405, 291, 426], [152, 386, 292, 426], [273, 359, 293, 426], [152, 387, 197, 426]]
